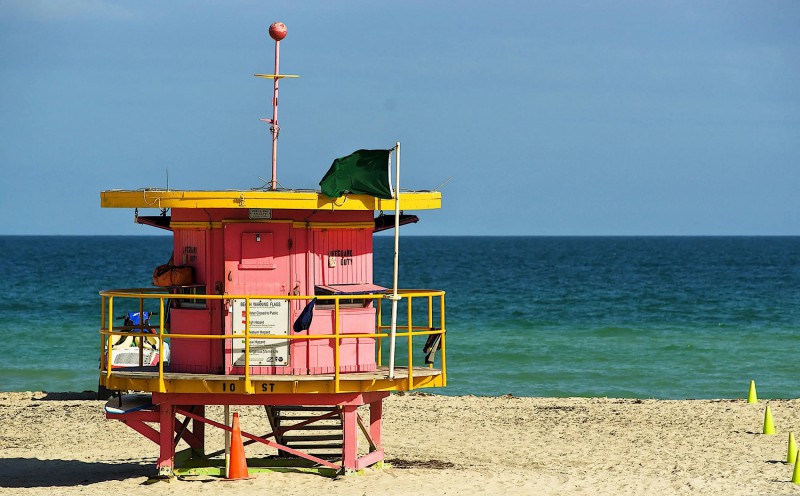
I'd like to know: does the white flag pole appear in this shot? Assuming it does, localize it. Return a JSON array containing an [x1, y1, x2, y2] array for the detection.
[[388, 141, 401, 379]]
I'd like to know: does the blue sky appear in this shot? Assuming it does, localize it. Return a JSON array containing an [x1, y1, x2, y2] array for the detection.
[[1, 1, 798, 235]]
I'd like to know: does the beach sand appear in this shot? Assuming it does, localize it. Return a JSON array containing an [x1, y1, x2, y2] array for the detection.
[[1, 391, 799, 495]]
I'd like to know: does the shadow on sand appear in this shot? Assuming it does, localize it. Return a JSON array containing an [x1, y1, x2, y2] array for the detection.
[[34, 392, 100, 401], [0, 458, 150, 487]]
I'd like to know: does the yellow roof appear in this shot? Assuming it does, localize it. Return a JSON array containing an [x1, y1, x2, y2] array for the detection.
[[100, 189, 441, 211]]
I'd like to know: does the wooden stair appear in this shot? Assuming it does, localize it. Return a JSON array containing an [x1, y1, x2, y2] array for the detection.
[[265, 405, 343, 460]]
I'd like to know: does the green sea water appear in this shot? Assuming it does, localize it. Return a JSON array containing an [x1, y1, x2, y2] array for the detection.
[[1, 236, 798, 399]]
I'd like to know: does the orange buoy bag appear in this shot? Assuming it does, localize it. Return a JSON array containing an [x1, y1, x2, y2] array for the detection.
[[152, 264, 194, 287]]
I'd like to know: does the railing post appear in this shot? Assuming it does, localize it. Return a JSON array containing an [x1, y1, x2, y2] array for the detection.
[[138, 297, 144, 330], [99, 296, 107, 373], [407, 296, 413, 390], [158, 296, 166, 393], [427, 294, 434, 369], [100, 295, 106, 330], [427, 295, 433, 330], [376, 297, 382, 366], [106, 297, 114, 380], [244, 297, 252, 393], [334, 297, 340, 393], [440, 293, 446, 386], [138, 297, 145, 367]]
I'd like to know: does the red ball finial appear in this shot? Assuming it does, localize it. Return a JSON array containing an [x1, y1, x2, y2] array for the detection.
[[269, 22, 287, 41]]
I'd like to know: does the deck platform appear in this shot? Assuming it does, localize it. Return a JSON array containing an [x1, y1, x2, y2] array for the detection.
[[103, 366, 444, 395]]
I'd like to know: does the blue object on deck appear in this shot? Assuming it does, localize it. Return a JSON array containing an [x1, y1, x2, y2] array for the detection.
[[125, 311, 151, 328], [293, 298, 316, 332]]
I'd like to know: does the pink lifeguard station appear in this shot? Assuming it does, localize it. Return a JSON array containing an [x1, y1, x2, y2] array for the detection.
[[98, 22, 446, 478]]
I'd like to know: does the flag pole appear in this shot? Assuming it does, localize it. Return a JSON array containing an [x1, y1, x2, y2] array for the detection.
[[388, 141, 401, 379], [256, 22, 298, 191], [268, 22, 286, 190]]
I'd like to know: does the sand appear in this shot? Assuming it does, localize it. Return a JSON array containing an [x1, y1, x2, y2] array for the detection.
[[1, 391, 799, 495]]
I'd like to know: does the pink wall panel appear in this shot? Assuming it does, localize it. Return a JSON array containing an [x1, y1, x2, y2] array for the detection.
[[312, 229, 373, 286], [173, 229, 208, 284]]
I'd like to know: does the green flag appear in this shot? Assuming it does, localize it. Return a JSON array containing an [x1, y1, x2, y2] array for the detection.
[[319, 149, 393, 199]]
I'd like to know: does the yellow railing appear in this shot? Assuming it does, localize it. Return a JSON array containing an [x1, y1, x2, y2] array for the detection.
[[99, 288, 446, 394]]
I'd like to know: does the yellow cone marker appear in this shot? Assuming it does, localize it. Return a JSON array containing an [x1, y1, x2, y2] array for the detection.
[[793, 450, 800, 484], [763, 404, 776, 435], [747, 380, 758, 403], [789, 432, 798, 464]]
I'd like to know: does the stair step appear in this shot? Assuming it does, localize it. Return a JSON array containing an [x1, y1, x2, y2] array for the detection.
[[279, 424, 341, 431], [275, 415, 341, 422], [273, 406, 339, 412], [278, 452, 342, 460], [282, 434, 343, 442], [283, 443, 343, 450]]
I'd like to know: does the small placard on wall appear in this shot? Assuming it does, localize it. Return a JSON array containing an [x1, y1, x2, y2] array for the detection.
[[249, 208, 272, 219]]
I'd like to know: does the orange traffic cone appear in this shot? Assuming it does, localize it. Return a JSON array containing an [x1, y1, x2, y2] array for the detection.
[[226, 412, 250, 480]]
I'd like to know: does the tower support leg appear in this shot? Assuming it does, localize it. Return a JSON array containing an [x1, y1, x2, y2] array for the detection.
[[369, 397, 382, 450], [192, 405, 205, 459], [156, 401, 175, 477], [341, 404, 359, 471]]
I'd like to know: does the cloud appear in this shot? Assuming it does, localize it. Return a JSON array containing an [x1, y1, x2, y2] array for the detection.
[[0, 0, 137, 21]]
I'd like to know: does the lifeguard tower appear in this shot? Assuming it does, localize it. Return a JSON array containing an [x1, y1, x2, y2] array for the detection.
[[98, 22, 446, 478]]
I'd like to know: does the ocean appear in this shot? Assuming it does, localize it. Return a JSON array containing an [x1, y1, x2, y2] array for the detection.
[[1, 236, 798, 399]]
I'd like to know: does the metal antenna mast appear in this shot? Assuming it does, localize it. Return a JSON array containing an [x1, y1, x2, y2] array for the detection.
[[255, 21, 298, 190]]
